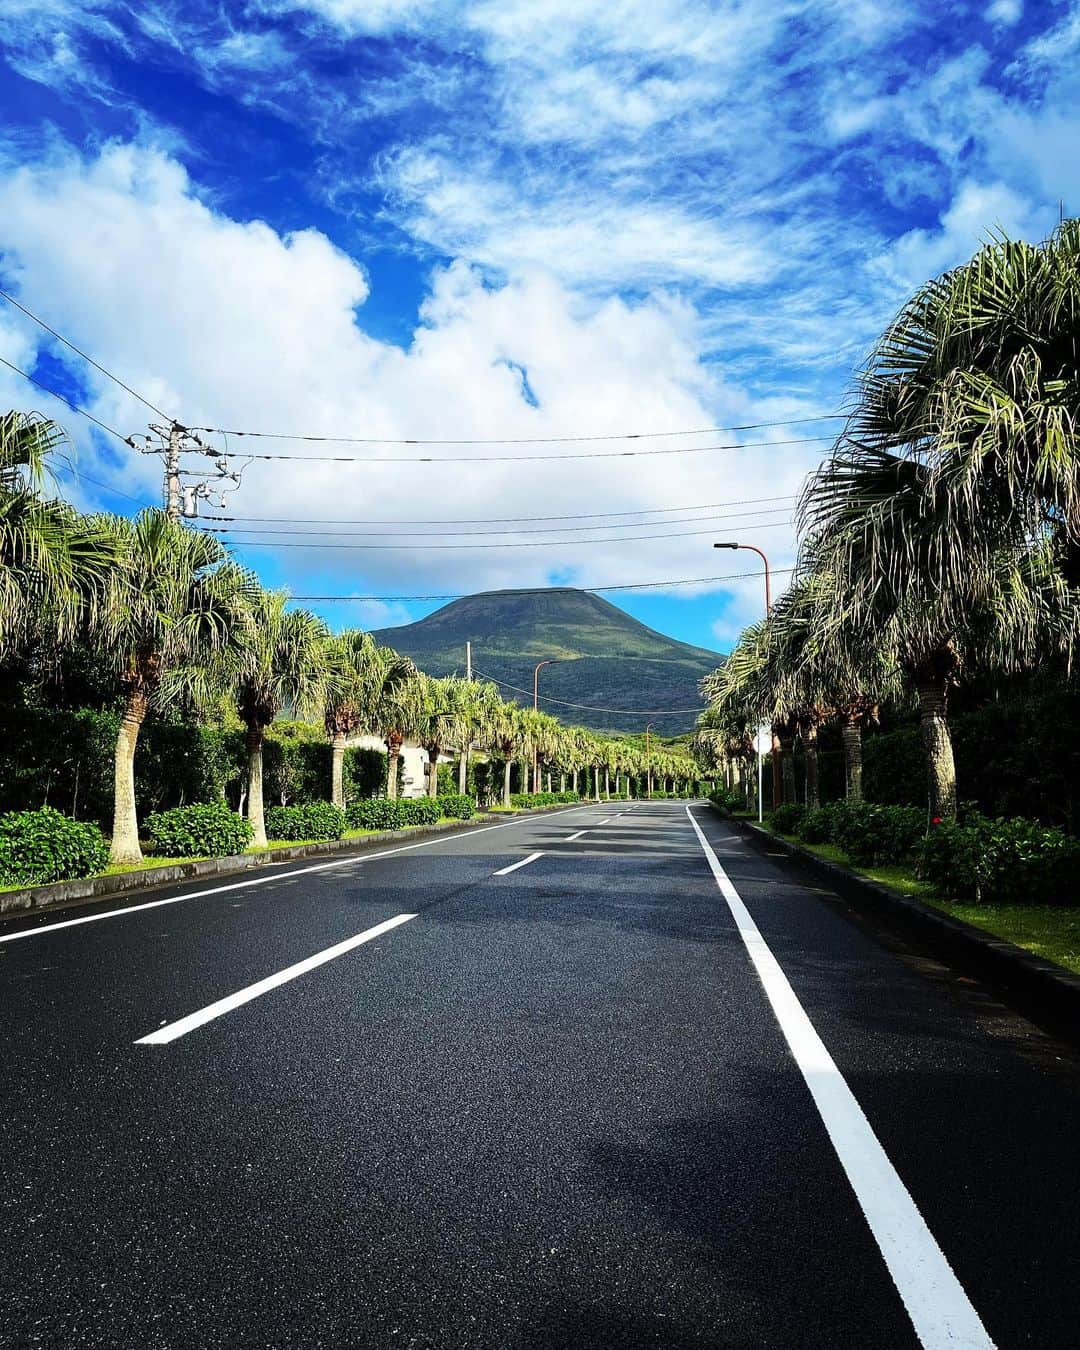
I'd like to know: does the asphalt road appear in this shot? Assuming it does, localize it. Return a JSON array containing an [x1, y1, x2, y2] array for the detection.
[[2, 801, 1079, 1350]]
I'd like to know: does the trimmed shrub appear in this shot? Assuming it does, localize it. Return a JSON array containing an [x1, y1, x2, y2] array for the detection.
[[345, 797, 444, 832], [918, 812, 1080, 905], [437, 793, 475, 820], [708, 786, 744, 814], [797, 803, 842, 844], [145, 803, 253, 858], [831, 802, 926, 866], [508, 791, 578, 808], [0, 806, 108, 886], [265, 801, 346, 842], [769, 803, 806, 835]]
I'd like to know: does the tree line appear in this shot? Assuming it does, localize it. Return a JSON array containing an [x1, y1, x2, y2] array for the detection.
[[696, 219, 1080, 821], [0, 412, 701, 867]]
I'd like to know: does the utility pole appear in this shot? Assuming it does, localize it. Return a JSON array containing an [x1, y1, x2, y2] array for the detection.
[[645, 721, 654, 799], [164, 422, 182, 521], [465, 641, 472, 681], [129, 421, 248, 522], [532, 659, 556, 793]]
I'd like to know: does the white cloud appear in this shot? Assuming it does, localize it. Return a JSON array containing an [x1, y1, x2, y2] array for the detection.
[[986, 0, 1022, 24], [0, 139, 814, 620]]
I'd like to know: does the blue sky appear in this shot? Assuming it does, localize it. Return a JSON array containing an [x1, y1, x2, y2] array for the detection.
[[0, 0, 1074, 656]]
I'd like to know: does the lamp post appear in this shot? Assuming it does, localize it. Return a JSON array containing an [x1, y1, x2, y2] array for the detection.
[[645, 721, 654, 799], [532, 659, 556, 793], [714, 540, 780, 809]]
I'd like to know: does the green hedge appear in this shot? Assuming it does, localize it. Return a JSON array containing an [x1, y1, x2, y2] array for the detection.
[[265, 801, 346, 842], [918, 812, 1080, 905], [0, 806, 108, 886], [345, 797, 444, 831], [436, 793, 475, 820], [508, 791, 579, 808], [145, 803, 253, 857], [794, 800, 925, 866]]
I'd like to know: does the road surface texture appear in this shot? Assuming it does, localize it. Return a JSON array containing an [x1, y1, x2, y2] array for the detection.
[[2, 801, 1079, 1349]]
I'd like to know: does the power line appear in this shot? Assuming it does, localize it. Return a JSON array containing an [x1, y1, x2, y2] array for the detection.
[[206, 434, 833, 464], [201, 493, 800, 528], [0, 355, 132, 445], [190, 414, 845, 446], [471, 666, 705, 716], [202, 520, 795, 550], [0, 287, 173, 420], [202, 506, 793, 540], [291, 566, 796, 601]]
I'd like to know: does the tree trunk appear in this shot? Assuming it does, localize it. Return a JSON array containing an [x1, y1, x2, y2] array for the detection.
[[458, 748, 469, 794], [571, 767, 578, 793], [503, 758, 512, 808], [604, 767, 610, 800], [917, 679, 957, 821], [801, 722, 820, 810], [647, 769, 652, 798], [427, 746, 440, 798], [841, 716, 863, 801], [594, 766, 601, 802], [110, 688, 148, 866], [386, 732, 402, 800], [331, 731, 347, 809], [546, 770, 552, 792], [246, 720, 267, 848], [560, 772, 566, 792], [778, 732, 797, 804]]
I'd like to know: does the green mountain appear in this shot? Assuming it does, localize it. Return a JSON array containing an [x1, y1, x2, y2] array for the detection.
[[371, 587, 722, 733]]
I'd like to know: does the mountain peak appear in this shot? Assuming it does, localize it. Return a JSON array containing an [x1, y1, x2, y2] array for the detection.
[[371, 587, 720, 732]]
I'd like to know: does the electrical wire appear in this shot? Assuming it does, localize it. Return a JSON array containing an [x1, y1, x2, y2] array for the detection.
[[201, 520, 795, 550], [190, 414, 843, 445], [206, 434, 833, 464], [290, 566, 795, 601], [201, 506, 793, 540], [0, 355, 133, 445], [0, 287, 173, 420], [471, 667, 705, 716], [200, 493, 799, 527]]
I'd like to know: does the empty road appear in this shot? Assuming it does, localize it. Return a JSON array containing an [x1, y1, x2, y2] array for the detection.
[[2, 801, 1078, 1349]]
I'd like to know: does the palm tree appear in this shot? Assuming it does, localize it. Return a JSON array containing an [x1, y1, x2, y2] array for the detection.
[[232, 591, 328, 847], [416, 674, 476, 798], [0, 411, 115, 654], [800, 221, 1080, 818], [322, 631, 415, 808], [376, 666, 426, 800], [94, 511, 255, 864], [488, 700, 526, 807]]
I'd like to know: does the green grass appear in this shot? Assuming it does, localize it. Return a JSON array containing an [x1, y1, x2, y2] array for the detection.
[[928, 902, 1080, 976], [757, 821, 1080, 975], [102, 855, 203, 874]]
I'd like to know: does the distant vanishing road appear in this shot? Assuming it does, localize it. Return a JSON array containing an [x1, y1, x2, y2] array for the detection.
[[2, 802, 1079, 1349]]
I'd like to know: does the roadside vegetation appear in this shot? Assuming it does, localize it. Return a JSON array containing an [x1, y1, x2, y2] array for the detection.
[[695, 221, 1080, 974], [0, 414, 701, 890]]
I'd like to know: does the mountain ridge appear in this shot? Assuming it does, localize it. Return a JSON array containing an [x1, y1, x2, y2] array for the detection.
[[371, 587, 721, 732]]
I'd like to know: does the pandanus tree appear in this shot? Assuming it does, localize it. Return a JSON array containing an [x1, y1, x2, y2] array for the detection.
[[488, 700, 526, 807], [800, 221, 1080, 818], [232, 591, 329, 847], [377, 667, 426, 800], [0, 411, 116, 655], [94, 511, 256, 864], [322, 631, 415, 808], [416, 674, 475, 798]]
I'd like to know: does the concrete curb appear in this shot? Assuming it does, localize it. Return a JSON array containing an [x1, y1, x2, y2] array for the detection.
[[0, 803, 581, 919], [716, 807, 1080, 1042]]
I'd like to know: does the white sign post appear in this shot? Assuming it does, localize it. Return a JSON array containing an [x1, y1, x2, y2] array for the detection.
[[753, 724, 772, 824]]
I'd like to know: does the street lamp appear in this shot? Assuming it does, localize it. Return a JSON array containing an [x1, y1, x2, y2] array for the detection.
[[532, 659, 557, 792], [714, 541, 778, 808], [714, 541, 772, 611]]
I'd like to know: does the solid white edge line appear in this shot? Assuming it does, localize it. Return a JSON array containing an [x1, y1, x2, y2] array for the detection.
[[136, 913, 417, 1045], [684, 807, 994, 1350], [0, 805, 597, 945], [492, 852, 544, 876]]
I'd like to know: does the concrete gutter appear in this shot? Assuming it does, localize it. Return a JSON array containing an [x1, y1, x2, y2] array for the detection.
[[0, 803, 579, 919], [719, 808, 1080, 1044]]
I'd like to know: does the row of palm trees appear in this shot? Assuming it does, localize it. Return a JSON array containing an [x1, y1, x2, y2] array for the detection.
[[698, 219, 1080, 819], [1, 410, 702, 865]]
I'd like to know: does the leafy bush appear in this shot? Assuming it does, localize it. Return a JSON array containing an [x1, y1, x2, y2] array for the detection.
[[508, 791, 579, 808], [345, 797, 444, 831], [769, 803, 806, 835], [145, 803, 253, 858], [831, 802, 926, 866], [918, 812, 1080, 905], [0, 806, 108, 886], [708, 786, 744, 814], [797, 803, 842, 844], [436, 793, 475, 820], [264, 801, 345, 842]]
